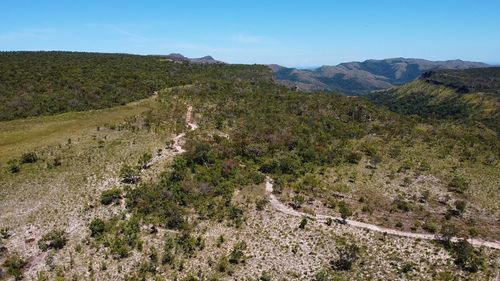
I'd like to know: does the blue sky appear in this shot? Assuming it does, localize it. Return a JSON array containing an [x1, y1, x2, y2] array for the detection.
[[1, 0, 499, 67]]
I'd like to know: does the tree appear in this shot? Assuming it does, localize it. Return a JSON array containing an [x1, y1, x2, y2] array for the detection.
[[452, 239, 484, 272], [338, 201, 352, 222], [38, 230, 67, 251], [89, 218, 106, 238], [330, 244, 359, 271]]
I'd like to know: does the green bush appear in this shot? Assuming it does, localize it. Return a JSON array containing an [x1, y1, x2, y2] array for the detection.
[[37, 230, 67, 251], [454, 200, 467, 215], [259, 271, 272, 281], [299, 217, 308, 229], [217, 256, 230, 273], [7, 160, 20, 173], [423, 221, 438, 233], [138, 152, 152, 169], [20, 152, 38, 164], [120, 164, 140, 184], [346, 151, 362, 164], [448, 176, 468, 194], [229, 241, 247, 264], [255, 197, 269, 211], [100, 188, 122, 205], [89, 218, 106, 238], [3, 254, 26, 280], [338, 201, 352, 221], [393, 198, 411, 212], [451, 239, 484, 272], [330, 244, 359, 271]]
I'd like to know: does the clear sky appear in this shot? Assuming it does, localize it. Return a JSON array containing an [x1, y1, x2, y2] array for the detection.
[[1, 0, 499, 67]]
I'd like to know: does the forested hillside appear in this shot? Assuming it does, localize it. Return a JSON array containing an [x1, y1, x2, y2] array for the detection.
[[1, 58, 499, 280], [0, 51, 272, 120], [366, 67, 500, 133]]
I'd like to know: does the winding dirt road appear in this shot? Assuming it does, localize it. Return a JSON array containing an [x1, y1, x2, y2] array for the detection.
[[265, 177, 500, 250], [178, 108, 500, 250]]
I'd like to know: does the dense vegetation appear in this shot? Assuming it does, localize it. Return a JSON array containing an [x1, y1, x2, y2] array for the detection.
[[1, 55, 498, 279], [117, 76, 498, 242], [0, 51, 272, 120], [421, 67, 500, 94], [121, 81, 399, 230], [366, 69, 500, 133]]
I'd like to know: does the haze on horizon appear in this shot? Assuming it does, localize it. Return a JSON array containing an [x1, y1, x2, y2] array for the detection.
[[1, 0, 500, 67]]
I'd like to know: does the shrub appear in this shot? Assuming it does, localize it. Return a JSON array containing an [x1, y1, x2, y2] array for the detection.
[[346, 151, 362, 164], [259, 271, 272, 281], [89, 218, 106, 238], [255, 197, 269, 211], [110, 237, 131, 258], [291, 194, 305, 209], [448, 176, 468, 194], [100, 188, 122, 205], [138, 152, 152, 169], [7, 160, 20, 173], [217, 256, 230, 273], [338, 201, 352, 221], [400, 262, 415, 274], [0, 228, 10, 239], [38, 230, 67, 251], [451, 239, 484, 272], [393, 198, 411, 212], [330, 244, 359, 271], [313, 269, 330, 281], [20, 152, 38, 163], [229, 241, 247, 264], [454, 200, 467, 215], [299, 217, 308, 229], [120, 164, 140, 184], [423, 221, 437, 233], [3, 254, 26, 280]]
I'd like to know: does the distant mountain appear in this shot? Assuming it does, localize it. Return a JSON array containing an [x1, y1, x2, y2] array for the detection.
[[162, 53, 224, 64], [270, 58, 489, 95], [366, 67, 500, 132]]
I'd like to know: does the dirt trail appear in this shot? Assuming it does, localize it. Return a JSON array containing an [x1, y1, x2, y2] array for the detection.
[[265, 177, 500, 250]]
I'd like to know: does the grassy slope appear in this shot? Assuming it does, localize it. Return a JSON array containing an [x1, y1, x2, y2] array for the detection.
[[366, 76, 500, 133], [0, 96, 156, 163]]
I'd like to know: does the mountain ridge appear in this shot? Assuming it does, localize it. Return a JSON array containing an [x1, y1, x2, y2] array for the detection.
[[270, 58, 489, 95], [162, 53, 224, 64]]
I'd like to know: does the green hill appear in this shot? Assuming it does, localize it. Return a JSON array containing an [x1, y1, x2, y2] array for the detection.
[[0, 51, 271, 120], [366, 67, 500, 132]]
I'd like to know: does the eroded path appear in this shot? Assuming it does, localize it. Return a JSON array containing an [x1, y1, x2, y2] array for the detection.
[[265, 177, 500, 250]]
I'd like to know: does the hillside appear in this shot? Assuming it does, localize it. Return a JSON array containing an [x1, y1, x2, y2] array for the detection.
[[0, 52, 242, 120], [1, 62, 499, 280], [366, 67, 500, 133], [270, 58, 488, 95]]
